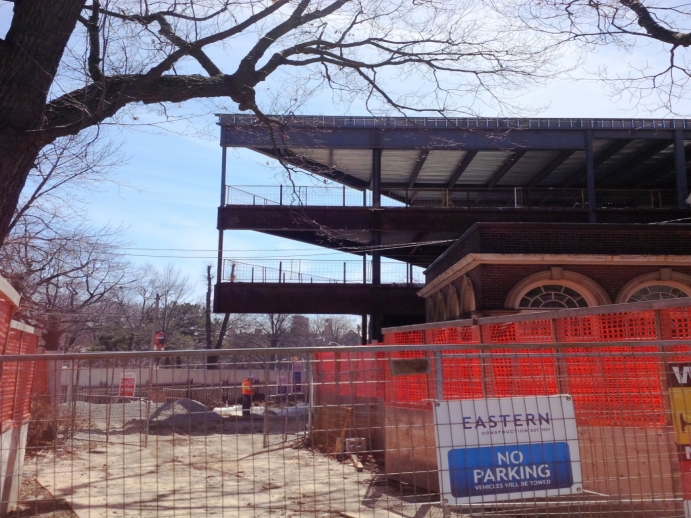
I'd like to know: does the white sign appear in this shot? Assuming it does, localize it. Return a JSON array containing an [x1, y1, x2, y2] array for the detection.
[[433, 395, 582, 504]]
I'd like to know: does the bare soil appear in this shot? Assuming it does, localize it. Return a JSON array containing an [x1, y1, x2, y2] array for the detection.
[[16, 401, 444, 518], [6, 476, 77, 518]]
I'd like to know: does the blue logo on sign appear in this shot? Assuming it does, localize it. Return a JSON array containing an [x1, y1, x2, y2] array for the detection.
[[447, 442, 573, 498]]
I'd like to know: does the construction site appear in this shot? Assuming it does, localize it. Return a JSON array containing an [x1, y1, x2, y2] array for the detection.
[[3, 116, 691, 517]]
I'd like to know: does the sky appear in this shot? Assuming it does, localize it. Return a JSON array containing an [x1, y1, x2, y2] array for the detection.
[[2, 3, 691, 300]]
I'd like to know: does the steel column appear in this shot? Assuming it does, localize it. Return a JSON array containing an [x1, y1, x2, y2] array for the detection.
[[361, 315, 368, 345], [217, 147, 227, 283], [372, 148, 382, 340], [372, 148, 382, 208], [585, 131, 597, 223], [675, 129, 689, 208]]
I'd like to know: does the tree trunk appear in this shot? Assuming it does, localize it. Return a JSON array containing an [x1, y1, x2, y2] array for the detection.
[[0, 143, 43, 246], [0, 0, 85, 246], [42, 315, 64, 351]]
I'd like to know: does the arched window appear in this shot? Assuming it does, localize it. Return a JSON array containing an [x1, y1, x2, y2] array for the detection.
[[627, 285, 689, 303], [506, 270, 610, 309], [616, 270, 691, 304], [518, 284, 589, 309]]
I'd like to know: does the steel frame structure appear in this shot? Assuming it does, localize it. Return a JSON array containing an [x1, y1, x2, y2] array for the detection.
[[215, 115, 691, 339]]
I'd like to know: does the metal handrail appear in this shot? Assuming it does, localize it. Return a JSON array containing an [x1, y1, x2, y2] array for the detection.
[[218, 114, 691, 130], [222, 258, 424, 284], [6, 340, 691, 362], [225, 185, 678, 209]]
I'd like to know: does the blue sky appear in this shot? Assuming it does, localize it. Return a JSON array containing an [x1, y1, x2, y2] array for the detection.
[[2, 4, 691, 298]]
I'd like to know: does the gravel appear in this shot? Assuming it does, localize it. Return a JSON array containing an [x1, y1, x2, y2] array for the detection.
[[149, 398, 223, 432]]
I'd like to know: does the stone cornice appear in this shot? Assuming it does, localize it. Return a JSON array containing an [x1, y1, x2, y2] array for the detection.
[[418, 253, 691, 298]]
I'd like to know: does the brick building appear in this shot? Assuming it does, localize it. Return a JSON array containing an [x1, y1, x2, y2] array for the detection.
[[421, 222, 691, 320]]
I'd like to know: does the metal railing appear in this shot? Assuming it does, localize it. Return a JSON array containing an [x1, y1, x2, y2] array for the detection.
[[218, 113, 691, 130], [222, 258, 424, 284], [226, 185, 679, 209]]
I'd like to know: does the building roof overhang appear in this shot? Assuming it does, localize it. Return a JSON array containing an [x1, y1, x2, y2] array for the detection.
[[218, 114, 691, 191]]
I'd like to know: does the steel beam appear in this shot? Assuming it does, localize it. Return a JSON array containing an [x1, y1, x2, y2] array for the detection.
[[260, 230, 444, 266], [486, 150, 527, 188], [564, 139, 632, 187], [221, 124, 686, 150], [599, 140, 673, 188], [219, 205, 691, 233], [527, 150, 575, 187], [213, 282, 425, 316], [256, 148, 369, 189], [636, 144, 691, 187], [447, 150, 478, 187], [408, 231, 429, 256], [408, 150, 431, 188]]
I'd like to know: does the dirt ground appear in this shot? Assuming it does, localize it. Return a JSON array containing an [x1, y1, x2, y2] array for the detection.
[[8, 477, 78, 518], [13, 401, 446, 518]]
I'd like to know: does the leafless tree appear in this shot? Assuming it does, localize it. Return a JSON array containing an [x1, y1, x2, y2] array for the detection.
[[509, 0, 691, 113], [0, 121, 136, 350], [8, 128, 126, 236], [250, 313, 292, 349], [309, 314, 358, 344], [1, 217, 130, 350], [0, 0, 566, 246], [93, 263, 207, 352]]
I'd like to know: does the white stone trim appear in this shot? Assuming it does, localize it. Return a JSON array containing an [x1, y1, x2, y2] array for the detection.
[[419, 254, 691, 298], [435, 291, 447, 322], [446, 285, 460, 319], [0, 275, 20, 310], [9, 321, 38, 335], [460, 275, 476, 314]]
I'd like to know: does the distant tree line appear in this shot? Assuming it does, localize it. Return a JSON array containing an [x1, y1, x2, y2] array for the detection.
[[0, 129, 360, 353]]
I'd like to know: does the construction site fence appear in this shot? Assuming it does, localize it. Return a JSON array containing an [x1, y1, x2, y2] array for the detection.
[[381, 299, 691, 421], [0, 301, 690, 516], [1, 324, 42, 434]]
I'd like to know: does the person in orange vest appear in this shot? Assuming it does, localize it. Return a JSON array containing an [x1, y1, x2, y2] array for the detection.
[[241, 377, 254, 416]]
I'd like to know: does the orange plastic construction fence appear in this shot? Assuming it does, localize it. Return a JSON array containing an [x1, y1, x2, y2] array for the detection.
[[314, 350, 385, 400], [1, 324, 41, 432], [310, 305, 691, 427]]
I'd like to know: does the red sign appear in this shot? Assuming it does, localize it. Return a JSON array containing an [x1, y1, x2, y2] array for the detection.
[[119, 376, 136, 398]]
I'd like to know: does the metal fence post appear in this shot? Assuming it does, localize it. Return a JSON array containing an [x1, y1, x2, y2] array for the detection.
[[306, 354, 314, 440], [433, 350, 443, 400]]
